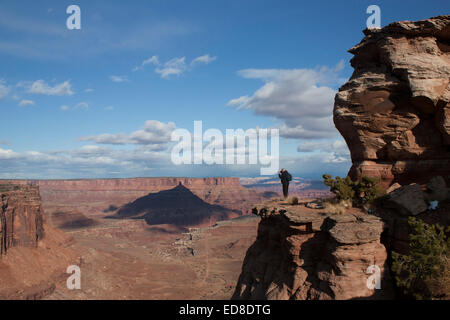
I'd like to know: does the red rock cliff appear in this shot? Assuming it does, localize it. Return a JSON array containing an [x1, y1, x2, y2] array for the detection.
[[2, 178, 265, 223], [0, 184, 44, 255], [232, 203, 394, 300], [334, 15, 450, 187]]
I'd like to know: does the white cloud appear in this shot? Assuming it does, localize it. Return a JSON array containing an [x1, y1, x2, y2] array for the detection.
[[75, 102, 89, 109], [191, 54, 217, 66], [296, 139, 350, 164], [0, 80, 11, 99], [79, 120, 176, 146], [135, 54, 216, 79], [18, 99, 34, 107], [133, 55, 160, 71], [110, 75, 129, 83], [85, 88, 94, 93], [143, 55, 160, 66], [28, 80, 74, 96], [0, 147, 18, 160], [60, 102, 88, 111], [228, 63, 344, 139], [155, 57, 187, 79], [105, 106, 114, 111], [298, 139, 349, 154], [0, 144, 173, 179]]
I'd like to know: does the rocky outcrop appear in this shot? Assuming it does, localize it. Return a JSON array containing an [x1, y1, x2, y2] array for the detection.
[[334, 15, 450, 187], [0, 183, 79, 299], [0, 184, 44, 255], [232, 203, 394, 300]]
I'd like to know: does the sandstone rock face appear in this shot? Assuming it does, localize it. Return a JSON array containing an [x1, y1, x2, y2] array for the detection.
[[0, 184, 79, 300], [0, 184, 44, 255], [232, 203, 394, 300], [334, 16, 450, 187]]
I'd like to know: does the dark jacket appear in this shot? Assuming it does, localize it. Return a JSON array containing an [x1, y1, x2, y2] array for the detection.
[[279, 170, 291, 184]]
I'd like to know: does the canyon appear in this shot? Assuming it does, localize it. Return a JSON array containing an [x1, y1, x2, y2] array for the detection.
[[2, 177, 268, 229], [1, 15, 449, 301], [0, 178, 268, 299]]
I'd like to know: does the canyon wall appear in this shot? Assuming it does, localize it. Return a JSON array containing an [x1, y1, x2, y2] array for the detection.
[[2, 178, 266, 225], [0, 183, 79, 299], [232, 203, 394, 300], [0, 184, 44, 255], [334, 15, 450, 187]]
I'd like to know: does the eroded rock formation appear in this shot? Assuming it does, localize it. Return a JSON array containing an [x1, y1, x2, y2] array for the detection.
[[0, 184, 44, 255], [0, 183, 79, 299], [232, 203, 394, 300], [334, 15, 450, 187]]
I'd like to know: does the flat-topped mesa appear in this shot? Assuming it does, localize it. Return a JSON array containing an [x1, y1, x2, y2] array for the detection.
[[0, 184, 44, 255], [1, 177, 264, 220], [233, 202, 394, 300], [334, 15, 450, 187], [2, 177, 241, 191]]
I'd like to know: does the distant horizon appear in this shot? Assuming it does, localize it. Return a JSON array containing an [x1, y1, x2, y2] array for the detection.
[[0, 174, 326, 181]]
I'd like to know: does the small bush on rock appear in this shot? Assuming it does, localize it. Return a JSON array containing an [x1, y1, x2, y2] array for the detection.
[[323, 174, 355, 201], [392, 217, 449, 300], [322, 174, 384, 207]]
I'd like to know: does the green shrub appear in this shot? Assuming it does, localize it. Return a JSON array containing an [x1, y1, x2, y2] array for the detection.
[[392, 217, 449, 300], [323, 174, 355, 201], [322, 174, 383, 206], [356, 176, 384, 204]]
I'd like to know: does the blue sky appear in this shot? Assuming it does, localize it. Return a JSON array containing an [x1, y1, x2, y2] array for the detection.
[[0, 0, 448, 179]]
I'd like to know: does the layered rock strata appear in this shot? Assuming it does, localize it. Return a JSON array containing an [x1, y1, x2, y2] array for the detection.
[[2, 178, 265, 221], [334, 15, 450, 187], [232, 203, 394, 300], [0, 184, 44, 255]]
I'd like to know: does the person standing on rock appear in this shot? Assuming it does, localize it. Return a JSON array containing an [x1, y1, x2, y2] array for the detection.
[[278, 168, 292, 199]]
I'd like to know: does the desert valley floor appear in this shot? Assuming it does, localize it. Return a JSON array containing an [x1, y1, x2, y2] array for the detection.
[[46, 215, 260, 300]]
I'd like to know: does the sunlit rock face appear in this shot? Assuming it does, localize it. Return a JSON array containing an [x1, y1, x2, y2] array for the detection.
[[0, 184, 44, 255], [334, 15, 450, 187]]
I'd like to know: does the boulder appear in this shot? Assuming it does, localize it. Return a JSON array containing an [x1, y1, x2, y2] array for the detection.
[[385, 184, 428, 216], [305, 200, 324, 209], [424, 176, 449, 202], [386, 183, 402, 194]]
